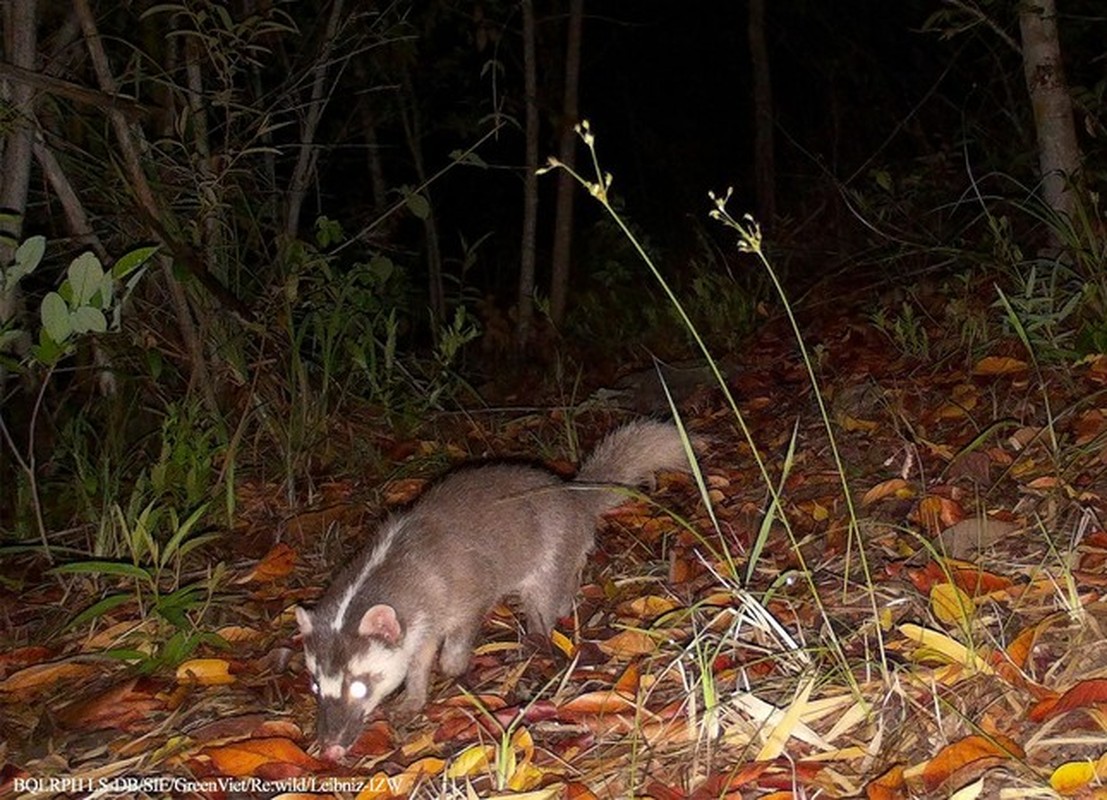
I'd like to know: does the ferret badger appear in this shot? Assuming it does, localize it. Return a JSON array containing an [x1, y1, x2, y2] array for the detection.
[[295, 420, 694, 760]]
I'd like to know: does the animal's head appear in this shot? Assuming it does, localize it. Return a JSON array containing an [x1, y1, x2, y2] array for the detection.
[[295, 603, 409, 760]]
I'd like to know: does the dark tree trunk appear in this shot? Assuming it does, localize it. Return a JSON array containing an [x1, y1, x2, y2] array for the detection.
[[516, 0, 539, 348], [748, 0, 775, 224], [549, 0, 583, 327]]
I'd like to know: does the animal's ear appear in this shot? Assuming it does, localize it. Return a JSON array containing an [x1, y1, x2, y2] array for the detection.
[[359, 604, 402, 645], [294, 606, 314, 636]]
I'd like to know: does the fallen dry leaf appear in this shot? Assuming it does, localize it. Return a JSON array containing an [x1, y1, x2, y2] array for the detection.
[[176, 658, 234, 685], [915, 733, 1023, 792], [237, 542, 297, 583], [597, 628, 659, 658], [0, 660, 101, 696], [1029, 678, 1107, 722], [203, 737, 322, 777], [930, 582, 974, 627], [862, 479, 912, 506], [56, 678, 161, 731], [1050, 760, 1097, 794], [972, 356, 1027, 375], [936, 516, 1018, 560]]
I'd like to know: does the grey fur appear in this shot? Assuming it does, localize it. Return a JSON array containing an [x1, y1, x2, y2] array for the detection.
[[296, 420, 694, 757]]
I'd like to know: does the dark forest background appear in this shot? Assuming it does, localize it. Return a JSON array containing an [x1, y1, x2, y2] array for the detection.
[[1, 0, 1104, 545]]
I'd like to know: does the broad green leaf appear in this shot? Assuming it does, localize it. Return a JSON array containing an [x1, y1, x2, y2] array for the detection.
[[50, 560, 152, 580], [32, 329, 66, 366], [368, 254, 394, 283], [161, 502, 211, 565], [66, 592, 134, 631], [41, 292, 72, 343], [112, 245, 158, 280], [68, 252, 105, 305], [71, 306, 107, 334], [9, 235, 46, 285], [404, 191, 431, 220], [99, 270, 114, 308], [451, 150, 488, 168]]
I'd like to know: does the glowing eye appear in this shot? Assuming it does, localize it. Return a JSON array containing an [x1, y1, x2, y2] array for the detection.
[[310, 680, 319, 695], [349, 680, 368, 700]]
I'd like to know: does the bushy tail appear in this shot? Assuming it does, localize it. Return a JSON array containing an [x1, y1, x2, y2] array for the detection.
[[575, 420, 695, 515]]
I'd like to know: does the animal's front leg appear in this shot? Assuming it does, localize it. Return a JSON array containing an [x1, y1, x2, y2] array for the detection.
[[390, 635, 439, 721]]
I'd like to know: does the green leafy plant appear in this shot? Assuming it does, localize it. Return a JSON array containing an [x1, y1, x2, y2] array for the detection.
[[871, 301, 930, 360], [0, 237, 157, 560], [52, 499, 225, 672]]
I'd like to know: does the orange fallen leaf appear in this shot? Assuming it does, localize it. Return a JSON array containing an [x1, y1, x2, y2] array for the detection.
[[0, 646, 53, 679], [176, 658, 234, 685], [862, 479, 912, 506], [382, 478, 427, 505], [918, 733, 1023, 792], [614, 662, 640, 695], [238, 543, 297, 583], [616, 594, 681, 621], [1029, 678, 1107, 722], [559, 689, 639, 716], [973, 356, 1027, 375], [57, 678, 161, 732], [865, 764, 906, 800], [204, 737, 322, 777], [915, 496, 945, 536], [215, 625, 263, 643], [0, 661, 100, 696], [598, 629, 659, 658]]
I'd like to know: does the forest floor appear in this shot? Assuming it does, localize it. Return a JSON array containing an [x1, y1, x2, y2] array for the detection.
[[4, 296, 1107, 799]]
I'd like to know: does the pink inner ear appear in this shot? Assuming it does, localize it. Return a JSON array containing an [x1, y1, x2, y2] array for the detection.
[[359, 604, 402, 644], [294, 606, 313, 636]]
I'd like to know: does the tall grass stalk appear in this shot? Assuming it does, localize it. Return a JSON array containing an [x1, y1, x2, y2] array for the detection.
[[542, 121, 889, 694]]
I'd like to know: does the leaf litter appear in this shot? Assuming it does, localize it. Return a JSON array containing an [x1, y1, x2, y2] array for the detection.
[[5, 315, 1107, 797]]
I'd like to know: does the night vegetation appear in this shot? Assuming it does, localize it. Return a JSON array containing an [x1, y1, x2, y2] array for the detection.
[[2, 1, 1107, 796]]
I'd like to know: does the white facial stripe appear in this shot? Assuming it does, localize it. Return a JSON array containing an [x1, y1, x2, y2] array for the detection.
[[331, 518, 404, 631], [318, 674, 343, 699], [347, 641, 390, 676], [305, 653, 317, 674], [342, 614, 428, 712]]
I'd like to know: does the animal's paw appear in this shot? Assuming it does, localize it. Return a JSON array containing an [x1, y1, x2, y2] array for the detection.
[[387, 694, 425, 725]]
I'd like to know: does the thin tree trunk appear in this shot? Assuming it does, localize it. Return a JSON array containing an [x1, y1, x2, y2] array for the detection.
[[0, 0, 39, 352], [399, 70, 445, 326], [73, 0, 220, 414], [516, 0, 539, 348], [1018, 0, 1080, 225], [748, 0, 775, 224], [286, 0, 347, 238], [354, 60, 389, 216], [549, 0, 583, 327]]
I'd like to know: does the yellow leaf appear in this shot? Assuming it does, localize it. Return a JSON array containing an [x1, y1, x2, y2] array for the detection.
[[507, 761, 549, 792], [511, 727, 535, 760], [897, 624, 993, 674], [549, 629, 575, 658], [176, 658, 234, 685], [616, 594, 681, 619], [1051, 761, 1096, 794], [930, 582, 974, 627], [756, 677, 814, 761], [446, 744, 491, 778]]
